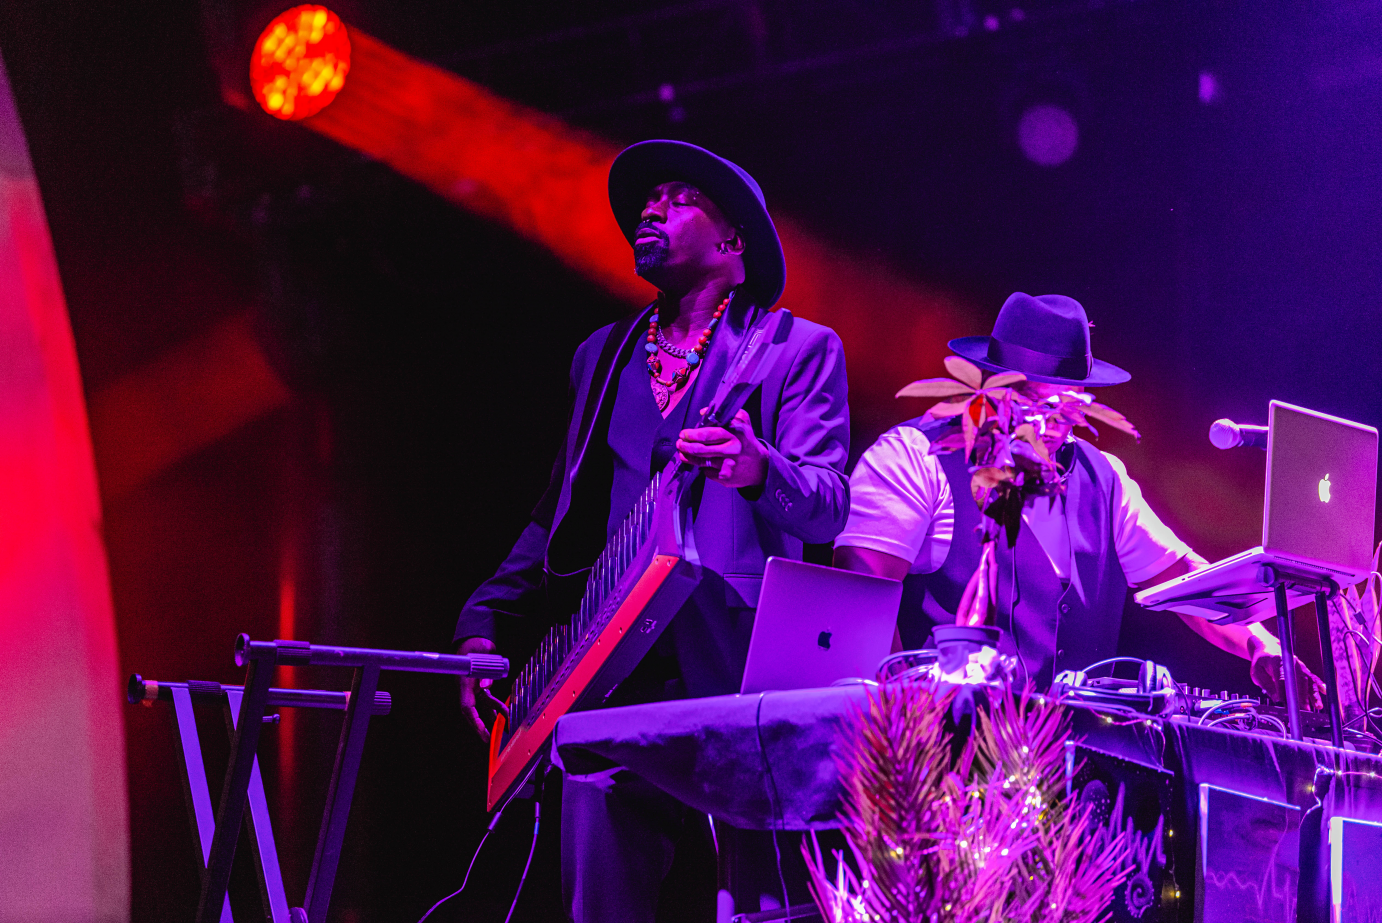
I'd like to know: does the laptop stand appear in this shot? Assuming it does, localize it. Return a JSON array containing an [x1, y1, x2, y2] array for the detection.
[[128, 635, 508, 923], [1172, 564, 1345, 745], [1262, 565, 1345, 746]]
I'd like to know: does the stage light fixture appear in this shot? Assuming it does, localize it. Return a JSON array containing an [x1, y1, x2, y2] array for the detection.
[[1199, 71, 1222, 105], [251, 5, 351, 120], [1017, 102, 1079, 167]]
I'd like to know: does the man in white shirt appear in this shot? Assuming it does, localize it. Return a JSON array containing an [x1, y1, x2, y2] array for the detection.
[[835, 292, 1316, 700]]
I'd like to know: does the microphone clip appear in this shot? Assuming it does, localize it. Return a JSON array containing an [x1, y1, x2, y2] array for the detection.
[[1209, 418, 1268, 450]]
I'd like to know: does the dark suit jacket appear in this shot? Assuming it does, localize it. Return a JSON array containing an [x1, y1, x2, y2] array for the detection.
[[454, 295, 850, 691]]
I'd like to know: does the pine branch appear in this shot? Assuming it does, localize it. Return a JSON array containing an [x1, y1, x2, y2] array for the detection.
[[806, 681, 1145, 923]]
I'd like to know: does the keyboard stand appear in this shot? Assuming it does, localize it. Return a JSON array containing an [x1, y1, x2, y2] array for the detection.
[[129, 635, 508, 923], [127, 674, 393, 923]]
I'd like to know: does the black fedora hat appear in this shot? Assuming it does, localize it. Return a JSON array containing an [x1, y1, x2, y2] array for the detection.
[[948, 292, 1130, 387], [608, 140, 786, 308]]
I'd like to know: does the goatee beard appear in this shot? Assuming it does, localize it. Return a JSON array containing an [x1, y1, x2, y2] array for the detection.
[[634, 240, 669, 276]]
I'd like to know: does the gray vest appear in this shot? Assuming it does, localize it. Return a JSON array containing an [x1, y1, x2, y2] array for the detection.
[[897, 418, 1129, 689]]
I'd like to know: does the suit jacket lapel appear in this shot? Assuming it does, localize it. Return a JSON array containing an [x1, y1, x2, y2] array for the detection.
[[1064, 442, 1106, 606], [548, 304, 652, 578], [568, 303, 654, 485]]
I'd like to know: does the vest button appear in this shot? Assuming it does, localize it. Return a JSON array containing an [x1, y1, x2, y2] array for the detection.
[[1059, 603, 1071, 614]]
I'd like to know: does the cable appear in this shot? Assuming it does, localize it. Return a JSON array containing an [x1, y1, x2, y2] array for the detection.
[[416, 809, 504, 923], [1080, 657, 1154, 677], [1336, 593, 1381, 706], [1203, 711, 1273, 735], [1341, 618, 1368, 715], [754, 692, 793, 920], [1343, 626, 1382, 740], [1203, 712, 1254, 731], [1198, 699, 1261, 726], [876, 649, 938, 682], [769, 827, 789, 921], [1343, 627, 1382, 738], [1343, 708, 1382, 730], [503, 800, 541, 923]]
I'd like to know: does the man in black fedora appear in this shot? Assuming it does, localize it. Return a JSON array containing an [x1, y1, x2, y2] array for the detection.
[[455, 141, 850, 921], [835, 292, 1319, 699]]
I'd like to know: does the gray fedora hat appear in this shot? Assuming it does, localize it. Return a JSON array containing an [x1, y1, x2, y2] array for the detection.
[[948, 292, 1130, 387], [608, 140, 786, 308]]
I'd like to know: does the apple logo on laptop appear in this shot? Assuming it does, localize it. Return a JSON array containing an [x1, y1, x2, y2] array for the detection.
[[817, 630, 832, 650], [1319, 473, 1331, 503]]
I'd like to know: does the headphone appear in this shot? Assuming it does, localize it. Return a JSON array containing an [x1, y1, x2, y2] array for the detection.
[[1053, 657, 1177, 715]]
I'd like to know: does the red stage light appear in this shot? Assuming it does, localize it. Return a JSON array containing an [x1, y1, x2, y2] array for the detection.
[[251, 6, 350, 120]]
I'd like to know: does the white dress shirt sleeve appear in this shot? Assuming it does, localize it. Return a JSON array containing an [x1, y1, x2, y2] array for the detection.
[[836, 426, 953, 572], [1103, 451, 1196, 584]]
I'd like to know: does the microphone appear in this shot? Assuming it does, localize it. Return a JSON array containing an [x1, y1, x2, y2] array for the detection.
[[1209, 418, 1268, 450]]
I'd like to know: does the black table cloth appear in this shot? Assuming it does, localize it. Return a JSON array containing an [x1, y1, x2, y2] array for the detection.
[[550, 684, 1382, 921]]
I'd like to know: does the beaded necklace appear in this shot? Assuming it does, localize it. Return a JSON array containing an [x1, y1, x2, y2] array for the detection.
[[645, 293, 731, 412]]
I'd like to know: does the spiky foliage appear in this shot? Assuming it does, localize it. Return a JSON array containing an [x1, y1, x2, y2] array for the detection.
[[895, 356, 1139, 548], [804, 681, 1138, 923]]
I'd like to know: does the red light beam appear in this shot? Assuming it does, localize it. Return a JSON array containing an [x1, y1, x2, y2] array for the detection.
[[288, 26, 977, 411], [87, 310, 292, 499]]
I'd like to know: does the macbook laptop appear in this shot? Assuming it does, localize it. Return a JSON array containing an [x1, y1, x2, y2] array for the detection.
[[739, 557, 903, 694], [1135, 401, 1378, 623]]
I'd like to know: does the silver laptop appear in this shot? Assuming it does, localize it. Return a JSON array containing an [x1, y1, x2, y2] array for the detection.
[[739, 557, 903, 694], [1135, 401, 1378, 623]]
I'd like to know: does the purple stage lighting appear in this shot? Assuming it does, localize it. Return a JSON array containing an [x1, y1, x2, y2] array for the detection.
[[1199, 71, 1222, 105], [1017, 103, 1079, 166]]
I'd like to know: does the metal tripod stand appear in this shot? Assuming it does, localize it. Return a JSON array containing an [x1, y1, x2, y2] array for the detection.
[[129, 634, 508, 923]]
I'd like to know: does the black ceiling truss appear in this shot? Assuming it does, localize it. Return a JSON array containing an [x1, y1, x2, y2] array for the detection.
[[437, 0, 1159, 121]]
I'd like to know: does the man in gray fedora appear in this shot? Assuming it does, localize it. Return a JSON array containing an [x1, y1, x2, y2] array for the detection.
[[835, 291, 1320, 699]]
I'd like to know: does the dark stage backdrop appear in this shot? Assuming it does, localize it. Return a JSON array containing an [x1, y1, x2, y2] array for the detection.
[[1, 0, 1379, 920]]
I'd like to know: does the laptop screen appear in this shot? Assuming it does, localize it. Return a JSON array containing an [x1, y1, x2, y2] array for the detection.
[[739, 557, 902, 695], [1264, 400, 1378, 575]]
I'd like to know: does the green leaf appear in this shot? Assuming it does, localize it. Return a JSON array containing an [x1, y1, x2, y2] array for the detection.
[[944, 355, 985, 389], [928, 432, 968, 456], [1083, 402, 1141, 441], [982, 371, 1027, 389], [925, 398, 970, 418], [961, 400, 979, 460], [895, 378, 976, 399], [1011, 422, 1053, 465], [971, 465, 1015, 492]]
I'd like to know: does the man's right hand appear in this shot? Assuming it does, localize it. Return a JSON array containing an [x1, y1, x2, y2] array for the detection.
[[1247, 632, 1326, 710], [457, 636, 499, 743]]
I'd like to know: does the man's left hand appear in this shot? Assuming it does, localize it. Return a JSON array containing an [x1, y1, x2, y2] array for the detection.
[[676, 409, 768, 489]]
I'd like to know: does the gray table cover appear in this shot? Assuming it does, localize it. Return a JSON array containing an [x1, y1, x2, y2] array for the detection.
[[549, 684, 1168, 830], [552, 685, 867, 830], [551, 684, 1382, 826]]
